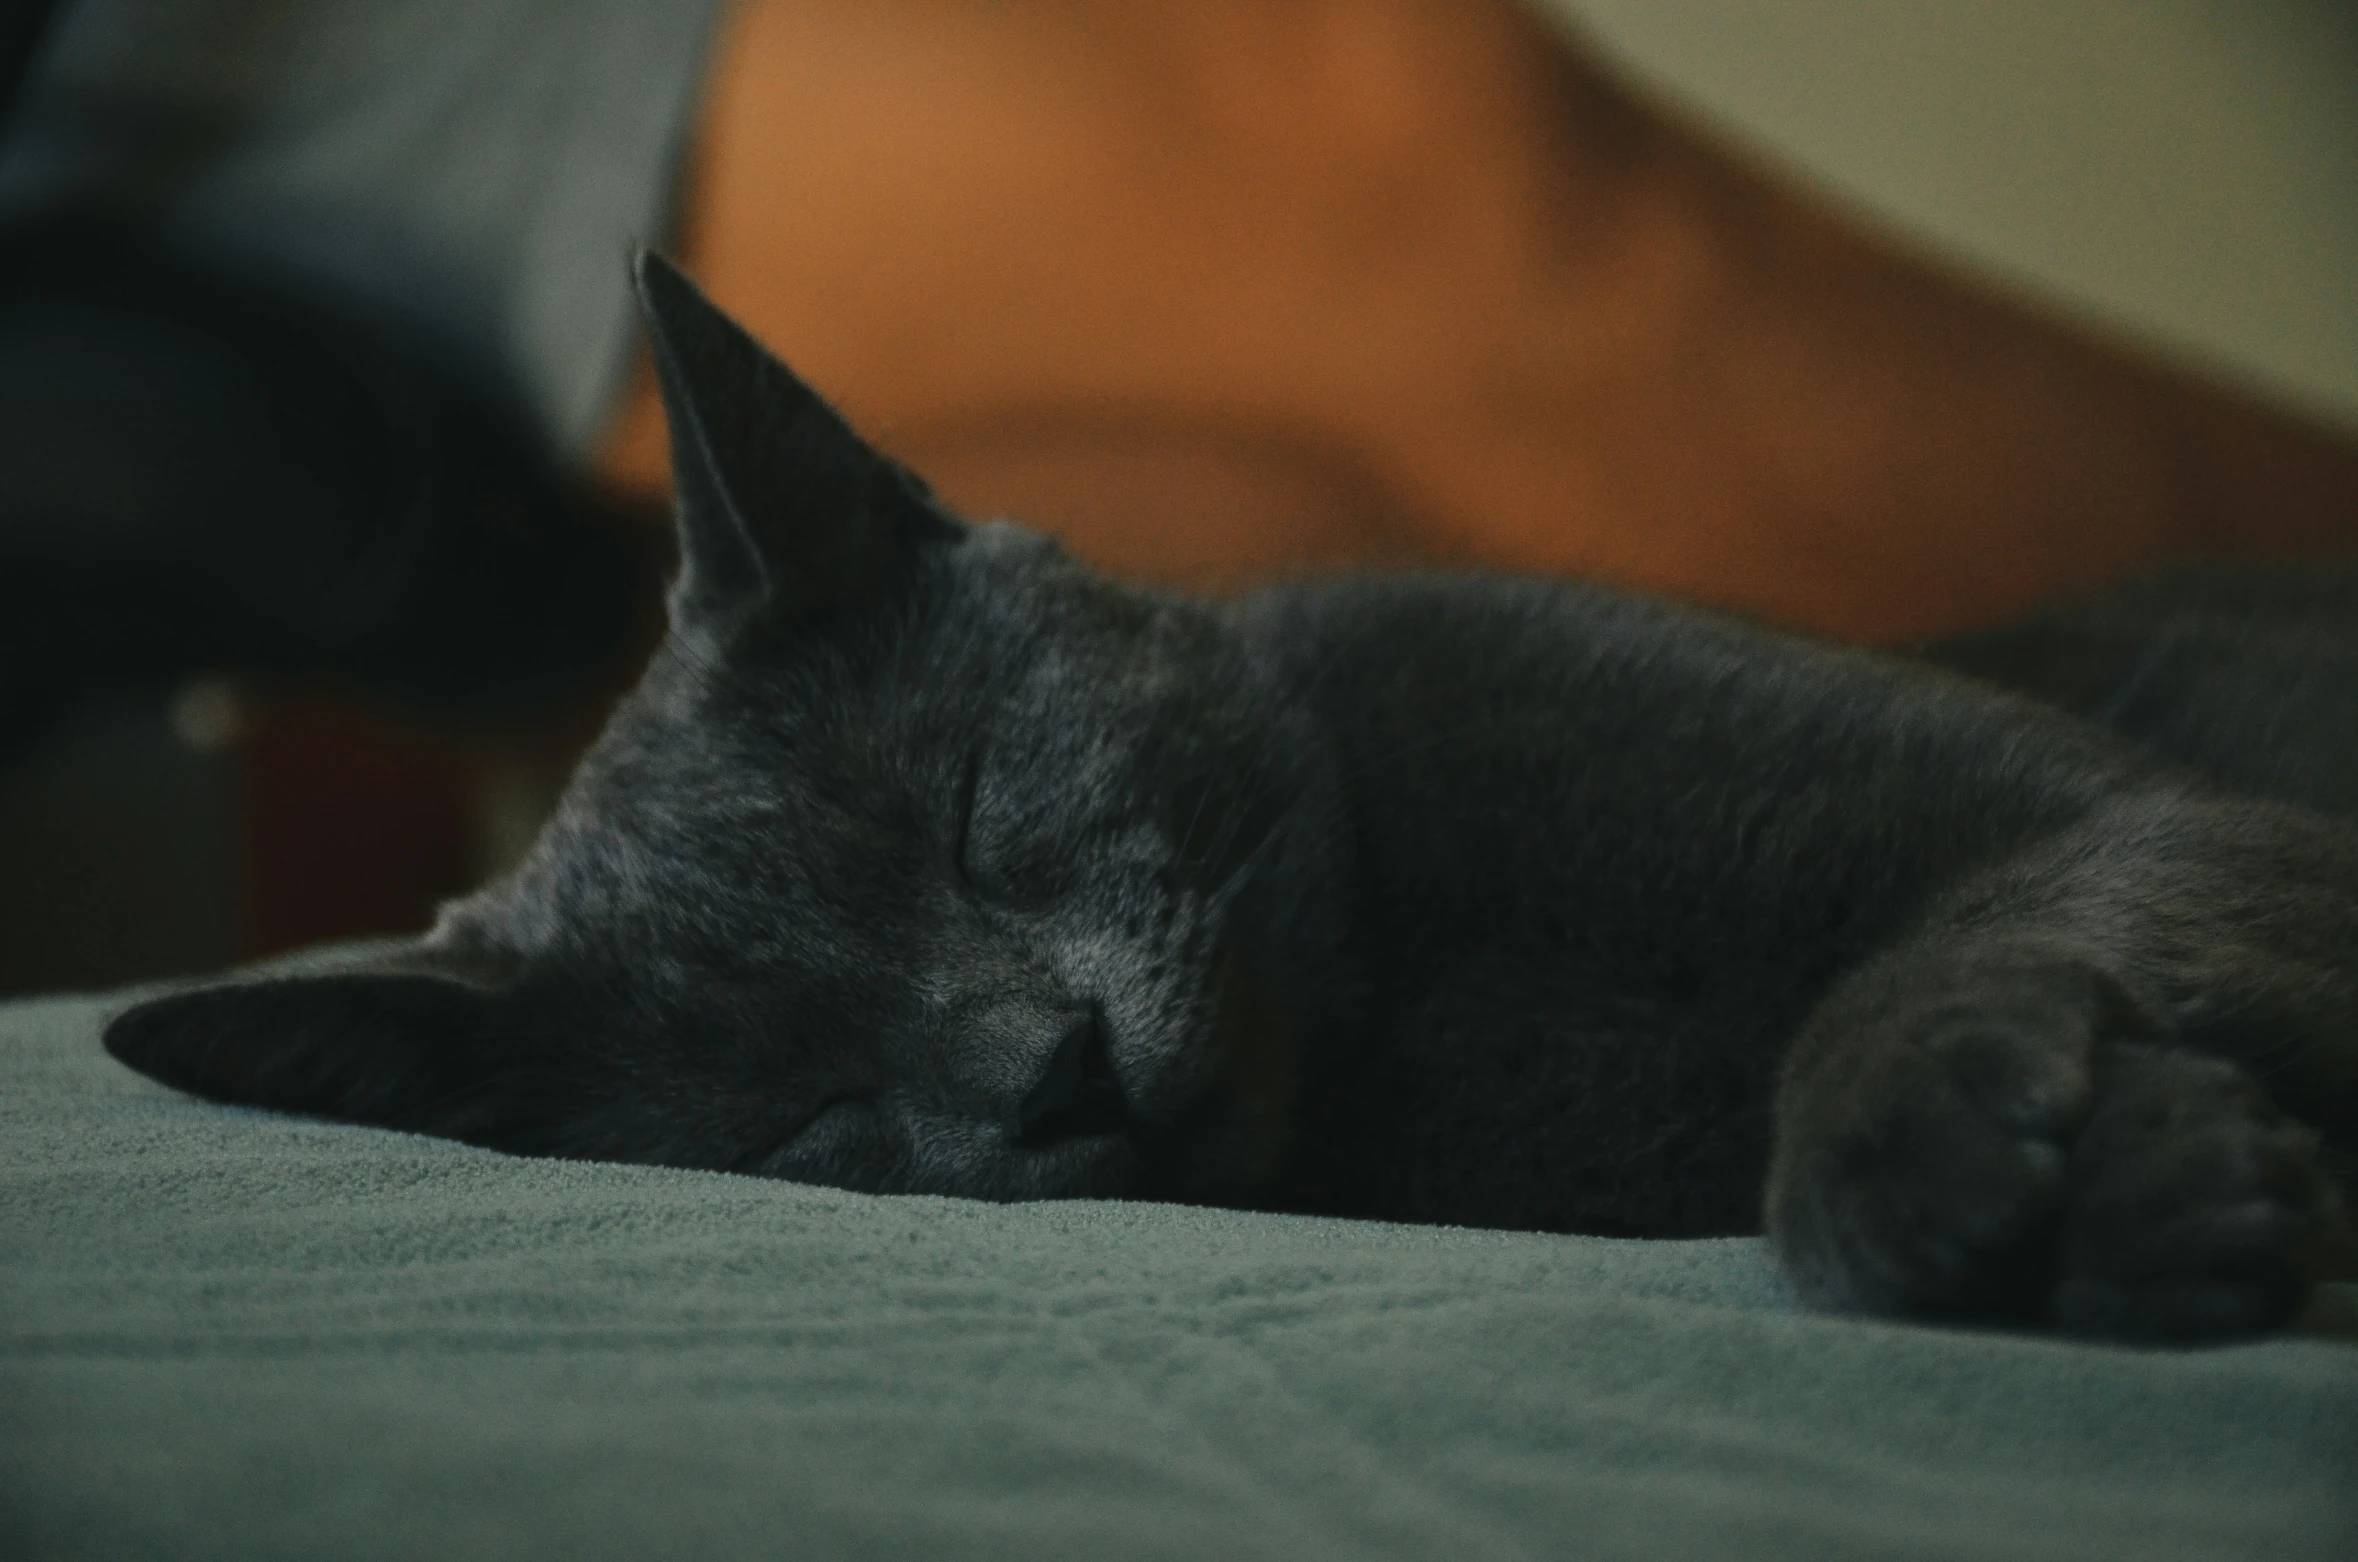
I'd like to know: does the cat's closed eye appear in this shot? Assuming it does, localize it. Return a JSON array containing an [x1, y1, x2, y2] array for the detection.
[[954, 757, 1076, 907], [951, 751, 988, 898]]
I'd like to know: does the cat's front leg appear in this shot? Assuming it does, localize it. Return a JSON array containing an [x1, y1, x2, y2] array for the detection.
[[1766, 931, 2345, 1340]]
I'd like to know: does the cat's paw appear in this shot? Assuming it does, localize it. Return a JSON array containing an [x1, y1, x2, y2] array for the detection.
[[1767, 947, 2343, 1339], [2053, 1045, 2339, 1340], [1767, 951, 2106, 1322]]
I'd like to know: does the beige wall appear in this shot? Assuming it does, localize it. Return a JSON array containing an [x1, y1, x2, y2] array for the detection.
[[1548, 0, 2358, 430]]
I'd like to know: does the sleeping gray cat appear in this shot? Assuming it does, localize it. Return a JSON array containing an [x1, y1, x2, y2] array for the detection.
[[106, 253, 2357, 1342]]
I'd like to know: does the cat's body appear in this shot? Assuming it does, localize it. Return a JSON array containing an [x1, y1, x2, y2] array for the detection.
[[1231, 574, 2141, 1237], [106, 256, 2357, 1341]]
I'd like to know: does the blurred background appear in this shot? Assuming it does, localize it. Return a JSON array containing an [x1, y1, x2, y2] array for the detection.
[[2, 0, 2355, 998]]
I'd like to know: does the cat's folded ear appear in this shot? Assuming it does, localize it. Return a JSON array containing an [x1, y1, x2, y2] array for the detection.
[[102, 945, 561, 1151], [632, 250, 961, 643]]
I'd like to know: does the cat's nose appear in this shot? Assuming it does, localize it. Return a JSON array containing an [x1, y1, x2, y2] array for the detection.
[[1014, 1010, 1130, 1146]]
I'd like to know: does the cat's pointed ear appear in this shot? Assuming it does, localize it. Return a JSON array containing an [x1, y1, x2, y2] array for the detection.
[[102, 944, 559, 1151], [632, 250, 959, 641]]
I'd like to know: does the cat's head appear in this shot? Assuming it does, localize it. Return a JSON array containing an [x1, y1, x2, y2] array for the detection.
[[104, 254, 1339, 1205]]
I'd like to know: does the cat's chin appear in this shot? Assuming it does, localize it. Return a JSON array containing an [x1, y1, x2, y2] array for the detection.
[[1125, 1076, 1294, 1210]]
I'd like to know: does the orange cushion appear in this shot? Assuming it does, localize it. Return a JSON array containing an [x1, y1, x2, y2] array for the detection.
[[596, 0, 2358, 641]]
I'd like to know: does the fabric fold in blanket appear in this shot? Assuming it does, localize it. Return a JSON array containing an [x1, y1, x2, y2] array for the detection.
[[3, 982, 2352, 1560]]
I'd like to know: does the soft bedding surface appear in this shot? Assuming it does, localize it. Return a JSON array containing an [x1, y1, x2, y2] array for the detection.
[[3, 979, 2352, 1561]]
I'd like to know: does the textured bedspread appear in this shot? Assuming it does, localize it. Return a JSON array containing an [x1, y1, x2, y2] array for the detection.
[[4, 980, 2353, 1561]]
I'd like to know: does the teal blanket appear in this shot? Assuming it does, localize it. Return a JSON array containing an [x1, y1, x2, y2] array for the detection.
[[4, 982, 2352, 1560]]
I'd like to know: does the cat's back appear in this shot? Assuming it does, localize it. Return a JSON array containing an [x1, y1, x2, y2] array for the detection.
[[1926, 564, 2358, 820], [1220, 570, 2103, 779], [1225, 571, 1819, 728], [1231, 566, 2358, 825], [1215, 569, 2135, 938]]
